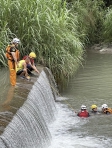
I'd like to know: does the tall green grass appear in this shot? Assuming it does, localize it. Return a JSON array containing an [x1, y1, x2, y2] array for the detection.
[[69, 0, 105, 44], [0, 0, 84, 88], [102, 8, 112, 42]]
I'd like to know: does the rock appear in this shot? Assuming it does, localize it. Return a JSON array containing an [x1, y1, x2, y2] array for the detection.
[[99, 47, 112, 53]]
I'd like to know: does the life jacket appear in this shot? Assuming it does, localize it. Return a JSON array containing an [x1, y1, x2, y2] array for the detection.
[[6, 44, 20, 61], [78, 110, 89, 118], [103, 108, 112, 114]]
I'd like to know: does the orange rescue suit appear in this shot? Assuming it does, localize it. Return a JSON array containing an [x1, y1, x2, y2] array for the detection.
[[6, 44, 20, 86], [103, 108, 112, 114]]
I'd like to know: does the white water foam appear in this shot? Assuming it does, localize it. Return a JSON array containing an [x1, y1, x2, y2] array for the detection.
[[48, 97, 112, 148]]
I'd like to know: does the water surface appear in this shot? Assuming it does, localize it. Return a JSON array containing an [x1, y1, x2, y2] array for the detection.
[[49, 52, 112, 148]]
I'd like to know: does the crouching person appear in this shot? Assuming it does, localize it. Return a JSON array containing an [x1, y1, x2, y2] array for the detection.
[[16, 57, 30, 80]]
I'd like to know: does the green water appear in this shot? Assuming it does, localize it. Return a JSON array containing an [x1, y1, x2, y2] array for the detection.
[[63, 51, 112, 140]]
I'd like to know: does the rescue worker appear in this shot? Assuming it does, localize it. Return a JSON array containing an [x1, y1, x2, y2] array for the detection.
[[6, 38, 20, 86], [16, 57, 30, 80], [77, 105, 90, 118], [23, 52, 39, 75], [101, 104, 112, 114], [91, 104, 97, 113], [91, 104, 100, 114]]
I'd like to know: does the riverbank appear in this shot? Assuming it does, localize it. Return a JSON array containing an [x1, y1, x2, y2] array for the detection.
[[88, 43, 112, 54]]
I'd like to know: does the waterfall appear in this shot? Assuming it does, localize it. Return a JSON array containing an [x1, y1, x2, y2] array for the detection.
[[0, 69, 57, 148]]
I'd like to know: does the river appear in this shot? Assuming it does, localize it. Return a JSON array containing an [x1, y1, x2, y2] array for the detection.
[[48, 51, 112, 148], [0, 52, 112, 148]]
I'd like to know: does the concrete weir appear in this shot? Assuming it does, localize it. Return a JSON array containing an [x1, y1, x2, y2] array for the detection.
[[0, 67, 57, 148]]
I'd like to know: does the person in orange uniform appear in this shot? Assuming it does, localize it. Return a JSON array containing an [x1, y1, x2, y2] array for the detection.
[[23, 52, 39, 75], [6, 38, 20, 86], [101, 104, 112, 114]]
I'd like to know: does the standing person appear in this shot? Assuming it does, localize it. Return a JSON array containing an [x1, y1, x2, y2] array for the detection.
[[6, 38, 20, 86], [16, 57, 30, 80], [77, 105, 90, 118], [23, 52, 39, 75]]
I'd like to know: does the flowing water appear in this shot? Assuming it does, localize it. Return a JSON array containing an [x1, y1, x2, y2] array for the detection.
[[48, 52, 112, 148], [0, 69, 56, 148], [0, 52, 112, 148]]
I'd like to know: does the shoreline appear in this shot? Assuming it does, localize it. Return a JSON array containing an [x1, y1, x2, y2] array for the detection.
[[87, 43, 112, 54]]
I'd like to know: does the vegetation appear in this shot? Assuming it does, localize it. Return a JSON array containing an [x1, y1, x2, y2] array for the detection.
[[0, 0, 112, 88], [68, 0, 105, 44], [102, 8, 112, 42]]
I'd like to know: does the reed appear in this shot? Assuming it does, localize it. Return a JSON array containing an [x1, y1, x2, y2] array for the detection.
[[69, 0, 104, 44], [102, 8, 112, 42], [0, 0, 85, 87]]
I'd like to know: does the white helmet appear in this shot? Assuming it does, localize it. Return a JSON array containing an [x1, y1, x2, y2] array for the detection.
[[12, 38, 20, 44], [102, 104, 108, 109], [81, 105, 87, 110]]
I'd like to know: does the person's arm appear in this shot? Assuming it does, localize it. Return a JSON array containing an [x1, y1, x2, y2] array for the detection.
[[22, 62, 29, 77], [30, 61, 40, 74], [11, 52, 18, 63], [32, 65, 40, 73], [10, 47, 19, 67], [22, 62, 27, 71]]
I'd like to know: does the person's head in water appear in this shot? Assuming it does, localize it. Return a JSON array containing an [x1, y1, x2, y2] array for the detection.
[[81, 105, 87, 110], [91, 104, 97, 112], [101, 104, 108, 112], [77, 105, 89, 117]]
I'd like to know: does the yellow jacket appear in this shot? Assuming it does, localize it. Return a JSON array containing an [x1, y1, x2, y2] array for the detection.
[[16, 60, 25, 72]]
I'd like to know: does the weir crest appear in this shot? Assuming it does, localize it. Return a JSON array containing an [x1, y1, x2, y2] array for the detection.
[[0, 69, 57, 148]]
